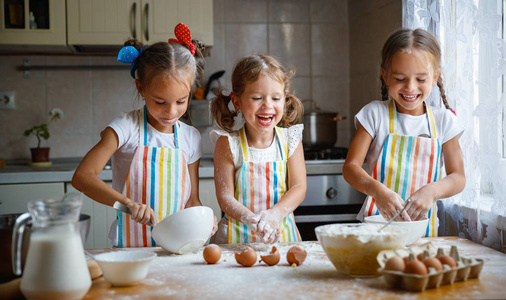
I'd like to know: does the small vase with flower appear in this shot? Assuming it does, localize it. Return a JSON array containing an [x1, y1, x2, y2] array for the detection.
[[24, 108, 63, 166]]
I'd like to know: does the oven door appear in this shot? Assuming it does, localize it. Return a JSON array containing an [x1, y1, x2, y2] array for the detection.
[[294, 174, 366, 241]]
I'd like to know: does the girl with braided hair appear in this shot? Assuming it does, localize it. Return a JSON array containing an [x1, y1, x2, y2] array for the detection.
[[343, 28, 465, 236]]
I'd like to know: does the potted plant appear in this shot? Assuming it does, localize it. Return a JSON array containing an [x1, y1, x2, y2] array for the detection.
[[24, 108, 63, 164]]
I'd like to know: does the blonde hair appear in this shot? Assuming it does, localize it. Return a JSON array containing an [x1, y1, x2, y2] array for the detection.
[[380, 28, 452, 110], [211, 54, 304, 132]]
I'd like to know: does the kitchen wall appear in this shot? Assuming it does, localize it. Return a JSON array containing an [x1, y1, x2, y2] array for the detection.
[[349, 0, 402, 119], [0, 0, 401, 160]]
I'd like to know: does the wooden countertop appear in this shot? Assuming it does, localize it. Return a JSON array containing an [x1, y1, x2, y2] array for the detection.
[[84, 237, 506, 299]]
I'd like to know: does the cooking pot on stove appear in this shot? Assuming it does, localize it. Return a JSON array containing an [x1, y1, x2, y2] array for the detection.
[[300, 99, 346, 147]]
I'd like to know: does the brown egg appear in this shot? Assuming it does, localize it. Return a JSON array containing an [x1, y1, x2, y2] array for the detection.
[[235, 247, 257, 267], [437, 255, 457, 268], [286, 246, 307, 266], [384, 256, 405, 272], [260, 246, 280, 266], [403, 253, 417, 264], [402, 256, 409, 264], [203, 244, 221, 264], [404, 259, 428, 275], [422, 257, 443, 271]]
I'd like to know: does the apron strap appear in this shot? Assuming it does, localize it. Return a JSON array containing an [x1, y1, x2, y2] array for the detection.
[[275, 127, 288, 161], [389, 99, 437, 138], [388, 99, 397, 134], [138, 105, 180, 148], [139, 106, 149, 146], [239, 126, 288, 162], [173, 121, 180, 149], [426, 105, 437, 139], [239, 127, 250, 161]]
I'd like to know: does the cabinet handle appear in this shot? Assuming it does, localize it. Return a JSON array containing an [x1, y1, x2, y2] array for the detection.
[[143, 3, 149, 41], [130, 3, 137, 39]]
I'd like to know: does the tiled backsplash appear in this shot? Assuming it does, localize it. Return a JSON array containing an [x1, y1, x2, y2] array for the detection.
[[0, 0, 399, 160]]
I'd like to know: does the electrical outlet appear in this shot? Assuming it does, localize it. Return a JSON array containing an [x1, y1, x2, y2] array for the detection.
[[0, 90, 15, 110]]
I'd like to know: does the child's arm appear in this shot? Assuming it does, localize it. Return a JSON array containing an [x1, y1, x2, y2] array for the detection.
[[184, 159, 203, 208], [256, 141, 307, 243], [213, 136, 259, 231], [343, 123, 410, 221], [405, 136, 466, 220], [72, 127, 157, 226]]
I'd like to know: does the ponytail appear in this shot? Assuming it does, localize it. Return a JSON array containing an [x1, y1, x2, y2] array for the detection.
[[211, 88, 237, 133], [278, 93, 304, 127]]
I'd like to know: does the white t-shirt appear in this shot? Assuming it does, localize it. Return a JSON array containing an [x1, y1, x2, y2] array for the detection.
[[107, 109, 202, 193], [210, 124, 304, 170], [355, 100, 464, 175]]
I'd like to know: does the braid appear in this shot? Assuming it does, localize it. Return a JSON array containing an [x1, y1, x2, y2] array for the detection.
[[380, 75, 389, 100], [437, 77, 452, 110]]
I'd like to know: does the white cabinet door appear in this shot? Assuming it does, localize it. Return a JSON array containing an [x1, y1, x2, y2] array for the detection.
[[67, 0, 213, 46], [0, 0, 66, 45], [146, 0, 213, 45], [199, 178, 221, 220], [66, 0, 139, 45], [65, 183, 116, 250], [0, 183, 65, 214]]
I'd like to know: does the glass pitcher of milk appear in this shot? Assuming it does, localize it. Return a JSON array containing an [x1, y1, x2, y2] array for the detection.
[[12, 193, 91, 300]]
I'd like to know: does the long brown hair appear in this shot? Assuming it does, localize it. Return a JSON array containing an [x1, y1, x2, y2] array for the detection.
[[380, 28, 452, 110], [211, 54, 304, 132]]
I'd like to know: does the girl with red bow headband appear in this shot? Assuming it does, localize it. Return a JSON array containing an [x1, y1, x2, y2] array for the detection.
[[73, 23, 217, 248]]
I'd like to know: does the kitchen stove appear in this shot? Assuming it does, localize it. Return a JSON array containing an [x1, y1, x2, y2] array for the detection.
[[303, 146, 348, 161], [296, 146, 365, 241]]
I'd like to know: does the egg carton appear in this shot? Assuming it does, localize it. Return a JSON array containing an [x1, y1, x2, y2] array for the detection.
[[376, 243, 484, 292]]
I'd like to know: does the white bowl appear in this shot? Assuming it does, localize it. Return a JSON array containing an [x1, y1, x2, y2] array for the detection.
[[94, 250, 156, 286], [315, 223, 409, 277], [364, 215, 428, 246], [152, 206, 214, 254]]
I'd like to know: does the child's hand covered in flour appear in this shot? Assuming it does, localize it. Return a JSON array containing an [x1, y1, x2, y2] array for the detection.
[[373, 187, 411, 222], [240, 213, 260, 232], [405, 185, 434, 221], [256, 208, 282, 244]]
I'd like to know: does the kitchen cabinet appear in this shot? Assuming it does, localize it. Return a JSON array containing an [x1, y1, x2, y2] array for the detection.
[[0, 182, 65, 214], [0, 0, 66, 45], [67, 0, 213, 46]]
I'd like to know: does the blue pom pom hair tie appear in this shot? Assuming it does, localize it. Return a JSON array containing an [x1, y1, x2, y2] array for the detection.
[[117, 45, 146, 78]]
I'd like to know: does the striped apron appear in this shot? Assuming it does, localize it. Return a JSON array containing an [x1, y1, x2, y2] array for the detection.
[[359, 100, 442, 237], [227, 126, 301, 243], [117, 106, 191, 247]]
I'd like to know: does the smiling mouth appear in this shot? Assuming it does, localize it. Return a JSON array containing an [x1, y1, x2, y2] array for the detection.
[[401, 94, 420, 102], [257, 114, 274, 125]]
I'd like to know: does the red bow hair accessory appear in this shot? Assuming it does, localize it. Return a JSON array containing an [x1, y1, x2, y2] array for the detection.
[[168, 23, 196, 56]]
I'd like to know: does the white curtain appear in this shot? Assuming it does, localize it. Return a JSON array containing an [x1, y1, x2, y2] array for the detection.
[[403, 0, 506, 253]]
